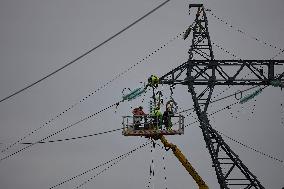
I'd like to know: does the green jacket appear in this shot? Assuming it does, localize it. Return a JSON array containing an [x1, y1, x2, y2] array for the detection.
[[152, 109, 162, 128]]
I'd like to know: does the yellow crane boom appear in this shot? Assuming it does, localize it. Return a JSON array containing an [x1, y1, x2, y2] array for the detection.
[[158, 135, 209, 189]]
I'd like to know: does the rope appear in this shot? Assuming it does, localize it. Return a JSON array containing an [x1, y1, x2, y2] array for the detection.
[[161, 146, 168, 189], [151, 141, 156, 189], [146, 142, 154, 188], [281, 102, 284, 128]]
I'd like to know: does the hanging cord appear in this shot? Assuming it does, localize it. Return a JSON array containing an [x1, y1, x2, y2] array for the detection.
[[152, 87, 157, 106], [161, 146, 168, 189], [281, 101, 284, 129], [146, 140, 154, 188], [147, 140, 156, 189], [151, 140, 156, 189]]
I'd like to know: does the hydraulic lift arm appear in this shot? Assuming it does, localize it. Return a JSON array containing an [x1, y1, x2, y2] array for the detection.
[[159, 135, 209, 189]]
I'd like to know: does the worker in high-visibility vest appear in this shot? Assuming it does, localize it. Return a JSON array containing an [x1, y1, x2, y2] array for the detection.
[[147, 75, 159, 88], [151, 106, 162, 129]]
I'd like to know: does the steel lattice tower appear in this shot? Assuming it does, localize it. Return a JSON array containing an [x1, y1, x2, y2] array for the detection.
[[159, 4, 284, 189]]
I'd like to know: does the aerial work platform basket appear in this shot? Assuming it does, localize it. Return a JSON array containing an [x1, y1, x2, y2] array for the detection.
[[122, 114, 184, 136]]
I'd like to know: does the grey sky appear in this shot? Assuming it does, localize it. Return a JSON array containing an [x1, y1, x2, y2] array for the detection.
[[0, 0, 283, 188]]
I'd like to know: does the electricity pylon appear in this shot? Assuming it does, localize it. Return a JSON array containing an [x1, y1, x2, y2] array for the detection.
[[159, 4, 284, 189]]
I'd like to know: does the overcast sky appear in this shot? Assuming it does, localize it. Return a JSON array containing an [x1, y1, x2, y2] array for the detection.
[[0, 0, 283, 188]]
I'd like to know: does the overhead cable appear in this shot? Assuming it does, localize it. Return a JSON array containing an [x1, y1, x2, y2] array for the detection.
[[216, 130, 284, 164], [0, 100, 122, 162], [208, 10, 284, 54], [19, 86, 260, 146], [2, 29, 183, 154], [212, 41, 239, 59], [271, 49, 284, 59], [184, 96, 283, 165], [0, 0, 170, 104], [50, 141, 150, 189], [21, 128, 122, 145], [179, 85, 260, 114]]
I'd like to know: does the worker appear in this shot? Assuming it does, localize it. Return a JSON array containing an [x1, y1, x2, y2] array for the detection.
[[132, 106, 146, 130], [147, 75, 159, 88], [151, 106, 163, 129], [163, 101, 174, 131]]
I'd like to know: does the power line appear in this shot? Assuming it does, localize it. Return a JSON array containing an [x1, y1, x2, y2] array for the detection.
[[0, 100, 122, 162], [0, 0, 171, 104], [2, 29, 185, 153], [5, 86, 279, 186], [210, 103, 284, 164], [208, 10, 284, 54], [0, 85, 273, 166], [213, 35, 284, 60], [44, 94, 281, 188], [74, 156, 125, 189], [1, 27, 184, 153], [211, 86, 265, 104], [271, 49, 284, 59], [21, 128, 122, 145], [18, 86, 259, 146], [216, 130, 284, 164], [212, 41, 239, 59], [73, 142, 149, 189], [152, 85, 283, 164], [180, 37, 261, 115], [50, 141, 150, 189], [18, 86, 266, 148], [1, 30, 184, 154], [179, 85, 260, 114], [184, 95, 283, 165], [2, 85, 246, 152]]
